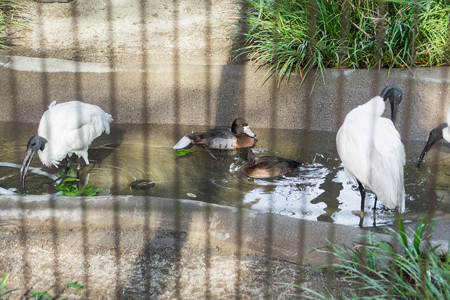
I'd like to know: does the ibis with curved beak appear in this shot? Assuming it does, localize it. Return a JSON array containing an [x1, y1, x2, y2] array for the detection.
[[336, 85, 405, 214], [20, 101, 113, 193], [416, 107, 450, 167]]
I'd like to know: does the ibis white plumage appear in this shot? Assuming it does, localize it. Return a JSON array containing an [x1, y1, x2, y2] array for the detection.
[[417, 106, 450, 167], [336, 85, 405, 214], [20, 101, 113, 192]]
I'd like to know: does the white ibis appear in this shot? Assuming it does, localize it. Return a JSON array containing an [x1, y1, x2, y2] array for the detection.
[[173, 117, 256, 150], [20, 101, 113, 193], [240, 148, 302, 179], [336, 85, 405, 214], [417, 107, 450, 167]]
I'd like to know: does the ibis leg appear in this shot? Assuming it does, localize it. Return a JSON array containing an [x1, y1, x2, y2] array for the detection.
[[373, 196, 378, 211], [64, 155, 72, 174], [372, 208, 377, 227], [372, 196, 378, 227], [357, 179, 366, 212], [76, 157, 82, 186]]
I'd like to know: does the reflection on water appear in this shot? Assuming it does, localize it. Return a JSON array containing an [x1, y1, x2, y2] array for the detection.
[[1, 122, 449, 228]]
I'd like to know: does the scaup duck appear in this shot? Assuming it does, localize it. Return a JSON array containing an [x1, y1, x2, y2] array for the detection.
[[240, 148, 302, 179], [173, 117, 256, 150]]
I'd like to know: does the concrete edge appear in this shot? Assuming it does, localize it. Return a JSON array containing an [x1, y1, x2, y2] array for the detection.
[[1, 55, 449, 84], [0, 194, 400, 266]]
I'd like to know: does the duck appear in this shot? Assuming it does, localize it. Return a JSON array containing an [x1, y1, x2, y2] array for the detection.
[[336, 85, 405, 213], [240, 148, 302, 179], [173, 117, 256, 150], [416, 106, 450, 167]]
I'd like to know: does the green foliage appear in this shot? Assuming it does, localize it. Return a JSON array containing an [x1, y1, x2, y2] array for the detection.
[[236, 0, 450, 85], [56, 168, 102, 196], [29, 291, 54, 300], [28, 281, 84, 299], [173, 148, 193, 157], [0, 0, 24, 49], [0, 273, 24, 298], [1, 273, 84, 299], [297, 219, 450, 299], [66, 281, 84, 290]]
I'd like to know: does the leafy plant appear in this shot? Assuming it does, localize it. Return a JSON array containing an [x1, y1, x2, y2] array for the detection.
[[0, 273, 24, 298], [295, 218, 450, 299], [56, 168, 102, 196], [0, 0, 24, 49], [66, 281, 84, 290], [29, 291, 54, 300], [29, 281, 84, 299], [173, 148, 193, 157], [235, 0, 450, 86]]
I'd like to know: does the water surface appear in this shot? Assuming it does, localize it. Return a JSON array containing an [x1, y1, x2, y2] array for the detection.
[[1, 122, 448, 228]]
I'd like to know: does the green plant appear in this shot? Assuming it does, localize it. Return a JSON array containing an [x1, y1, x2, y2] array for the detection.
[[173, 148, 193, 157], [66, 281, 84, 290], [235, 0, 450, 86], [56, 168, 102, 196], [295, 219, 449, 299], [29, 291, 54, 300], [29, 282, 84, 300], [0, 273, 24, 298], [0, 0, 24, 49]]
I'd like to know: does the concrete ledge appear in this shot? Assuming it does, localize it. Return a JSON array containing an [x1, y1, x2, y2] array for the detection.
[[0, 195, 391, 266], [1, 55, 449, 141]]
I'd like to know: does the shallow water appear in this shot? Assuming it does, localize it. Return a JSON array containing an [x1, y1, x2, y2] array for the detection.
[[1, 122, 449, 228]]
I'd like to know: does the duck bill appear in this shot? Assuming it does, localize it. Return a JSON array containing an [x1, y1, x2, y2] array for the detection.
[[416, 137, 435, 168], [20, 147, 37, 193], [243, 125, 256, 137]]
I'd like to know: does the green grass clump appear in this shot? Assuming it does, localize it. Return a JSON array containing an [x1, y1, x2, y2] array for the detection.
[[0, 0, 24, 49], [236, 0, 450, 84], [0, 273, 24, 298], [29, 282, 84, 300], [1, 275, 84, 300], [297, 219, 449, 299]]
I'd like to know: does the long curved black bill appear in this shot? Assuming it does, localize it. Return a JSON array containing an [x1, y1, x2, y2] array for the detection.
[[380, 85, 402, 125], [390, 101, 399, 125], [417, 124, 446, 168], [20, 147, 37, 193], [417, 136, 435, 168]]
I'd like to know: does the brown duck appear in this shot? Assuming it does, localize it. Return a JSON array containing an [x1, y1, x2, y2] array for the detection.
[[240, 148, 302, 179], [173, 118, 256, 150]]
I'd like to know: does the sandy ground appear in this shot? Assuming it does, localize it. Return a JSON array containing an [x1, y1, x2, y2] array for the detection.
[[0, 222, 354, 299]]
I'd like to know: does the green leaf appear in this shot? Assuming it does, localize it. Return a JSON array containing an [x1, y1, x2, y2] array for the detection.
[[29, 291, 54, 300], [173, 148, 193, 157], [0, 273, 9, 290], [67, 281, 84, 290]]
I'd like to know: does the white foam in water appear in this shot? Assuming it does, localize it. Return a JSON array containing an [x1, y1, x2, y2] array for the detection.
[[243, 163, 329, 221]]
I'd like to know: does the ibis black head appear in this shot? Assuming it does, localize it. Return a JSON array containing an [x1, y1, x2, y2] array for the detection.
[[20, 135, 47, 193], [416, 123, 447, 168], [380, 85, 402, 124]]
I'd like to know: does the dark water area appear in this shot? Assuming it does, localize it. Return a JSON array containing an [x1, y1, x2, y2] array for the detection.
[[1, 122, 449, 228]]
